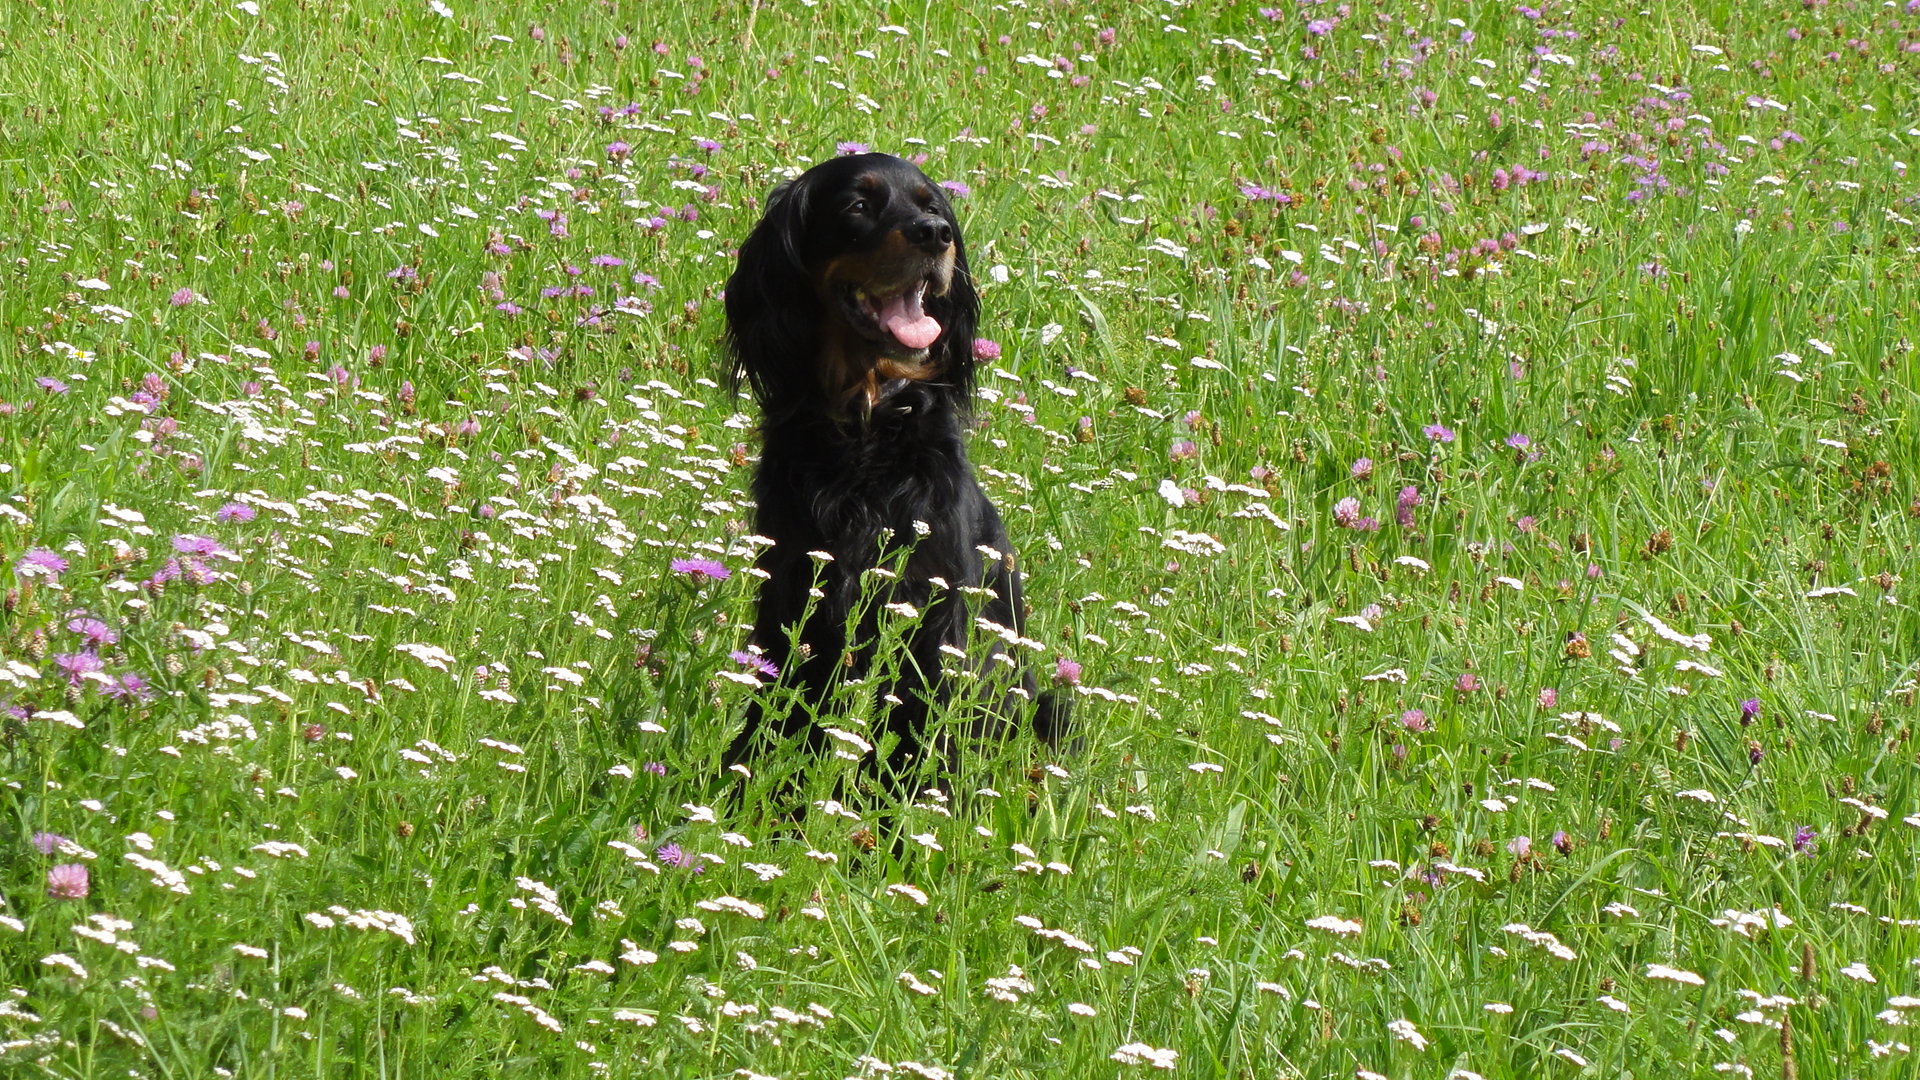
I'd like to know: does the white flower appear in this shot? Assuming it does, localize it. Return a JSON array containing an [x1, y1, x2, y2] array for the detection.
[[1386, 1018, 1428, 1051], [887, 883, 929, 906], [1306, 915, 1363, 937], [1645, 963, 1705, 986], [1111, 1042, 1178, 1069]]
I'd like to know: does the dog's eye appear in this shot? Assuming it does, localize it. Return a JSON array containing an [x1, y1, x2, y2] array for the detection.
[[846, 199, 870, 215]]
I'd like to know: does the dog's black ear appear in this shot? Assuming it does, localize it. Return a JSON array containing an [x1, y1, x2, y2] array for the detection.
[[931, 199, 981, 411], [725, 177, 816, 411]]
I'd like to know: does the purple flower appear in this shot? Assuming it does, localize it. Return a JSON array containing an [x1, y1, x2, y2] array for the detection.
[[52, 651, 104, 687], [104, 672, 154, 703], [32, 831, 67, 855], [1053, 658, 1083, 686], [216, 502, 257, 524], [1505, 433, 1531, 450], [47, 863, 90, 899], [1169, 439, 1199, 462], [669, 557, 730, 581], [1305, 17, 1335, 35], [1422, 423, 1456, 443], [173, 534, 232, 558], [36, 377, 69, 394], [1400, 709, 1429, 733], [168, 287, 198, 306], [15, 549, 69, 579], [730, 650, 779, 678], [66, 618, 117, 648], [972, 338, 1002, 361], [1395, 485, 1422, 528], [938, 180, 971, 198], [1738, 698, 1761, 725], [1791, 825, 1816, 855], [605, 140, 632, 163], [643, 761, 667, 777], [1332, 497, 1362, 529], [1537, 687, 1558, 709], [1551, 830, 1572, 855], [1454, 672, 1481, 694], [656, 843, 705, 873], [1506, 836, 1532, 857], [1350, 457, 1374, 480], [836, 141, 871, 156]]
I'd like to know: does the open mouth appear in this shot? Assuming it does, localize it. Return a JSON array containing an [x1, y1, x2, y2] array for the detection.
[[841, 278, 943, 355]]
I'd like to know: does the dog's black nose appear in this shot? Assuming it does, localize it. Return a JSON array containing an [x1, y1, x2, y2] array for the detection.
[[902, 216, 953, 252]]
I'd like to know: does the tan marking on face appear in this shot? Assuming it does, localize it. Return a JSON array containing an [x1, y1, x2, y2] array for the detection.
[[817, 231, 945, 298], [809, 214, 959, 414]]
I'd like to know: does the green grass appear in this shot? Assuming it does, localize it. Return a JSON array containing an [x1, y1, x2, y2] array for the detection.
[[4, 0, 1920, 1076]]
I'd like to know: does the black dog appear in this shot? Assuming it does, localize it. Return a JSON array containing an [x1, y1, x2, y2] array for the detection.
[[721, 153, 1063, 784]]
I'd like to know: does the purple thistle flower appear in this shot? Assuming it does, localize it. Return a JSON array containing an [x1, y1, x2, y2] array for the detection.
[[216, 502, 257, 524], [669, 557, 730, 582], [1791, 825, 1816, 855], [1551, 830, 1572, 854], [730, 650, 779, 678], [47, 863, 90, 899], [938, 179, 971, 198], [1505, 433, 1531, 450], [36, 377, 69, 395], [173, 534, 232, 558], [104, 672, 154, 702], [1738, 698, 1761, 725], [836, 141, 871, 156], [66, 618, 117, 648], [656, 843, 705, 873], [16, 548, 70, 579], [1422, 423, 1456, 443], [52, 650, 104, 687]]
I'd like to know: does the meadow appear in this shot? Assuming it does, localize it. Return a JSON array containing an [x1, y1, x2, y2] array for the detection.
[[4, 0, 1920, 1076]]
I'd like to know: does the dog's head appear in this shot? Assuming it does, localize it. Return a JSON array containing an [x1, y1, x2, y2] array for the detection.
[[726, 153, 979, 417]]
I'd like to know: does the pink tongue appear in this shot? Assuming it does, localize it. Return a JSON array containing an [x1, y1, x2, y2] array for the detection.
[[878, 288, 942, 350]]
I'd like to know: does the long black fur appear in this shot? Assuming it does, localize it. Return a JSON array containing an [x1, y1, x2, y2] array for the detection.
[[722, 153, 1063, 783]]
